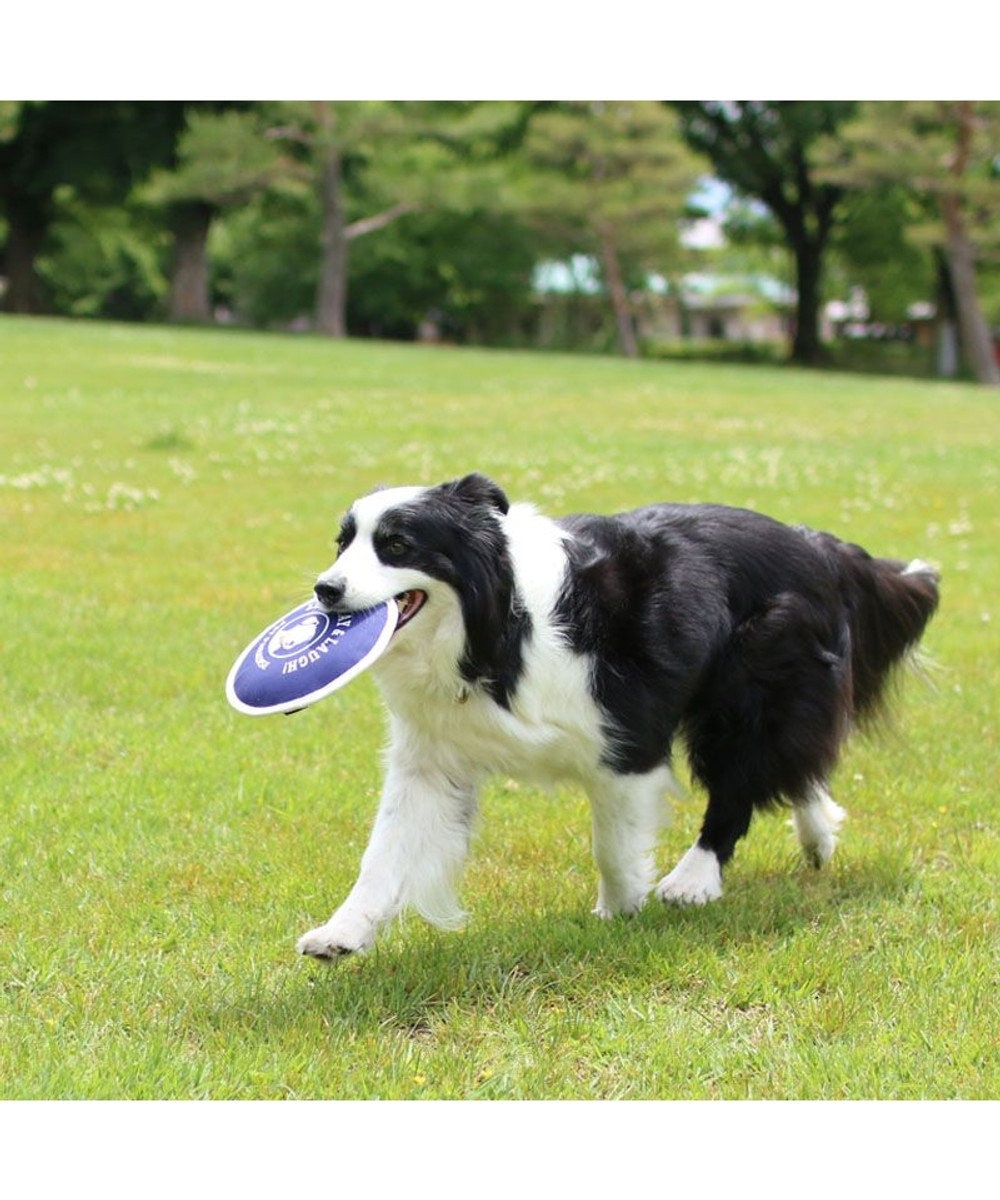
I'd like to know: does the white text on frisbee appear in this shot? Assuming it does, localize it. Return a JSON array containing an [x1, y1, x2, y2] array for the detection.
[[278, 617, 355, 674]]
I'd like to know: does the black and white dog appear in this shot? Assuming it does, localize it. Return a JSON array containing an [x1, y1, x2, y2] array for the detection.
[[297, 473, 939, 959]]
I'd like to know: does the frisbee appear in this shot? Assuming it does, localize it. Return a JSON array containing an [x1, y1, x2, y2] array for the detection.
[[226, 597, 398, 716]]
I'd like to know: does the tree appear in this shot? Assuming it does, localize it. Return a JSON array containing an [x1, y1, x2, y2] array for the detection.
[[522, 101, 704, 357], [262, 101, 545, 338], [211, 101, 545, 339], [0, 101, 184, 314], [139, 105, 291, 323], [820, 101, 1000, 386], [346, 207, 541, 343], [266, 102, 453, 336], [672, 102, 857, 365]]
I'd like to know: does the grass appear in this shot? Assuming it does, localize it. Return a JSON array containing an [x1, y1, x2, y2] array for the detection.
[[1, 315, 997, 1101]]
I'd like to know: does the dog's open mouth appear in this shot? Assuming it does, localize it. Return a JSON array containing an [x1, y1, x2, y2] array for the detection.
[[394, 590, 427, 632]]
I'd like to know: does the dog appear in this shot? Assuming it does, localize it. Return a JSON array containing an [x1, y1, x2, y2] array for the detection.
[[296, 473, 939, 959]]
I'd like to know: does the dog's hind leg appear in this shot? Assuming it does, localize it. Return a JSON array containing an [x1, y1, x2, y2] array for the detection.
[[656, 698, 763, 906], [791, 782, 846, 868], [587, 764, 673, 918], [659, 594, 851, 906], [297, 740, 477, 960]]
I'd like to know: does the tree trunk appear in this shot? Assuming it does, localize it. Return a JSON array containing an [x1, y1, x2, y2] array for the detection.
[[941, 221, 1000, 385], [1, 210, 46, 314], [937, 101, 999, 386], [790, 237, 826, 365], [315, 142, 348, 338], [933, 251, 959, 378], [167, 202, 214, 324], [598, 224, 638, 358]]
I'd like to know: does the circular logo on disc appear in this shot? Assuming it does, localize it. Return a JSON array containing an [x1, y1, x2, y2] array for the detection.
[[226, 598, 397, 716]]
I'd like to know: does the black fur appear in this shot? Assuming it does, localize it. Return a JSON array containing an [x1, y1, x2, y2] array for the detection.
[[324, 475, 939, 883], [373, 474, 531, 708], [555, 502, 939, 866]]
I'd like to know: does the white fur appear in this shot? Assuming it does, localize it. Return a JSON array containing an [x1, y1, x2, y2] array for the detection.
[[792, 783, 847, 868], [296, 722, 476, 957], [315, 486, 428, 612], [361, 503, 609, 782], [655, 843, 724, 906], [297, 499, 681, 958], [589, 765, 674, 918]]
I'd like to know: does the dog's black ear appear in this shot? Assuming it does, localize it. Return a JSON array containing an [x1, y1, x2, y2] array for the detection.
[[444, 473, 509, 515]]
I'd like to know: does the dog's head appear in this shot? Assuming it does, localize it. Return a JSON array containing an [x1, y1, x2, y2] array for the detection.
[[315, 473, 517, 685]]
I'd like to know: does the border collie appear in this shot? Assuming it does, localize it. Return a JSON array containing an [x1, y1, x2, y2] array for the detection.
[[296, 473, 939, 960]]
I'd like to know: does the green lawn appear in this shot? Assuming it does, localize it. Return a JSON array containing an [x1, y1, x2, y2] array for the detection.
[[1, 315, 997, 1100]]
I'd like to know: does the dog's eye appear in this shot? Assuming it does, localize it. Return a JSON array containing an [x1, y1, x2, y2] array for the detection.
[[383, 536, 408, 559]]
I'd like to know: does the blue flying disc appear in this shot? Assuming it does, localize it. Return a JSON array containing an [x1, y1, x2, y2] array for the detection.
[[226, 598, 398, 716]]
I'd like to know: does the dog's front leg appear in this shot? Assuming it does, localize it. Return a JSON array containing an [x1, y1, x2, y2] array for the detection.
[[297, 743, 477, 960], [587, 765, 674, 919]]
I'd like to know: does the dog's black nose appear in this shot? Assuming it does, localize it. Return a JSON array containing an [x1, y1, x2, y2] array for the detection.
[[314, 578, 346, 610]]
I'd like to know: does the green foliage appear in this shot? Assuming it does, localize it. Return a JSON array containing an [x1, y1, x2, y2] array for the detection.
[[36, 191, 169, 320], [642, 337, 786, 366], [830, 187, 935, 322], [821, 101, 1000, 267], [140, 107, 294, 211], [976, 261, 1000, 323], [0, 100, 24, 142], [211, 195, 540, 342], [705, 200, 795, 299], [347, 208, 540, 343], [1, 317, 997, 1100], [0, 101, 184, 218], [822, 102, 999, 198], [517, 102, 708, 356], [821, 101, 1000, 383], [825, 338, 940, 379], [522, 101, 705, 271], [201, 102, 547, 336], [211, 190, 320, 326], [0, 102, 185, 313], [263, 100, 462, 215], [673, 101, 856, 224], [721, 198, 785, 250]]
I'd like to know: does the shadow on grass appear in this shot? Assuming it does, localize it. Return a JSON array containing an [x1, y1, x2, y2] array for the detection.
[[207, 854, 918, 1040]]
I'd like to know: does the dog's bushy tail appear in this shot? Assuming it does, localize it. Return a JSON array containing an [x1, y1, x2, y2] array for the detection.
[[834, 543, 940, 725]]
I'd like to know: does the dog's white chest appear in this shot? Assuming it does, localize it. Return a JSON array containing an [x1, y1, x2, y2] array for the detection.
[[379, 641, 606, 787]]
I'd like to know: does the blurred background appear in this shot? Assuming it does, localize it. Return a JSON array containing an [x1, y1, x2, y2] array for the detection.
[[1, 100, 998, 383]]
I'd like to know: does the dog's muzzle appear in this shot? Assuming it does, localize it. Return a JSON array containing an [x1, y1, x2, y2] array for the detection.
[[314, 579, 428, 630], [314, 578, 346, 610]]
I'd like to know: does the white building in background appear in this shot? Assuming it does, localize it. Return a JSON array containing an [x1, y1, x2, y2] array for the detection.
[[533, 256, 795, 347]]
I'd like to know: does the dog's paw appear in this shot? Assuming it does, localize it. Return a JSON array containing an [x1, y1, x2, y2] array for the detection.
[[655, 845, 723, 907], [792, 794, 847, 869], [296, 914, 375, 961], [592, 892, 648, 920]]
